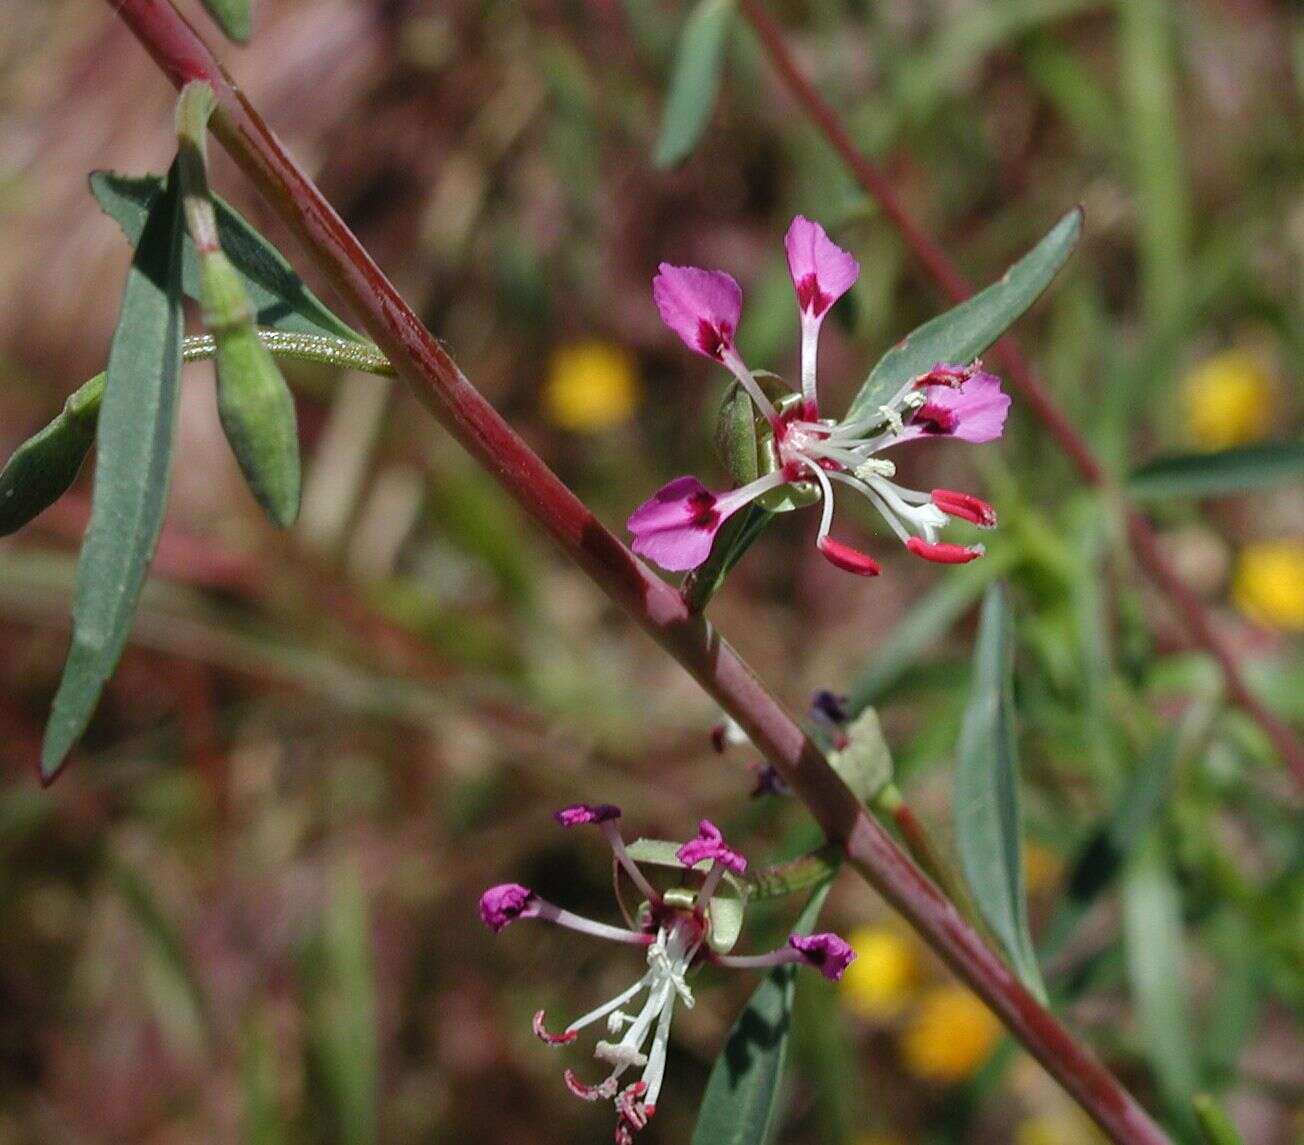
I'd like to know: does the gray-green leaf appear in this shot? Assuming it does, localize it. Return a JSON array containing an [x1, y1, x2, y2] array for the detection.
[[690, 881, 831, 1145], [90, 170, 360, 344], [954, 583, 1046, 1001], [199, 0, 253, 44], [1129, 442, 1304, 500], [0, 374, 102, 536], [846, 207, 1082, 422], [41, 172, 187, 781], [654, 0, 735, 169]]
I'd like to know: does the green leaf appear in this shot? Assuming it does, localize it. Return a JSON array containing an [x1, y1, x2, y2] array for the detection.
[[1129, 442, 1304, 500], [845, 208, 1082, 422], [241, 1005, 288, 1145], [198, 0, 252, 44], [0, 373, 101, 536], [41, 171, 186, 781], [304, 864, 378, 1145], [954, 583, 1046, 1001], [654, 0, 735, 168], [690, 882, 831, 1145], [1122, 838, 1199, 1133], [90, 170, 360, 344], [1192, 1094, 1245, 1145]]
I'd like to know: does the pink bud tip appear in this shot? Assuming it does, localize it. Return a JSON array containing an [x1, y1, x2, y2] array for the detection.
[[554, 803, 622, 827], [906, 537, 985, 564], [817, 536, 882, 576], [676, 819, 748, 874], [788, 932, 856, 981], [532, 1010, 578, 1045], [478, 883, 534, 932], [931, 489, 997, 528]]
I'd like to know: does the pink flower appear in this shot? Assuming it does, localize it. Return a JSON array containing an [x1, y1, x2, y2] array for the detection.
[[479, 807, 852, 1142], [633, 219, 1008, 579], [900, 368, 1010, 444], [787, 932, 856, 981]]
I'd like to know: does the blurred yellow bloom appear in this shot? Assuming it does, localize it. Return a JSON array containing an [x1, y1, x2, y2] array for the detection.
[[900, 985, 1000, 1083], [1182, 350, 1273, 450], [1023, 841, 1061, 897], [543, 341, 640, 432], [1232, 541, 1304, 632], [1015, 1114, 1104, 1145], [840, 925, 920, 1020]]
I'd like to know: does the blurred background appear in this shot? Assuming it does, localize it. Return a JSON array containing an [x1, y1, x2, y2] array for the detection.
[[0, 1, 1300, 1142]]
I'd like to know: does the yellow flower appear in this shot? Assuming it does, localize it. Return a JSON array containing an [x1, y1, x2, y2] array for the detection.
[[543, 341, 640, 432], [839, 926, 920, 1020], [1181, 350, 1274, 450], [1015, 1114, 1105, 1145], [900, 985, 1000, 1083], [1232, 541, 1304, 632]]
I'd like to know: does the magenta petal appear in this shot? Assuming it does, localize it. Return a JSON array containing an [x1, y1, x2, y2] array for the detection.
[[554, 803, 622, 827], [788, 932, 856, 981], [628, 476, 729, 572], [784, 216, 859, 318], [904, 369, 1009, 444], [653, 264, 742, 361], [479, 883, 534, 932], [676, 819, 747, 874]]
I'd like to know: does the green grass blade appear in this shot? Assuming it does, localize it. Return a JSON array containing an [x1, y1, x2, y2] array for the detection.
[[690, 881, 831, 1145], [41, 171, 186, 781], [90, 170, 361, 343], [654, 0, 735, 169], [1129, 442, 1304, 500], [1123, 838, 1199, 1134], [846, 208, 1081, 422], [954, 583, 1047, 1001]]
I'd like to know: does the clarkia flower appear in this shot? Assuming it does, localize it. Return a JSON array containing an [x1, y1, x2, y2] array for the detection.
[[479, 804, 854, 1142], [629, 215, 1010, 577]]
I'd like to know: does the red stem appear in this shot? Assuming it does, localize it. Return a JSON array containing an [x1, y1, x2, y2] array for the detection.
[[740, 0, 1303, 787], [104, 3, 1168, 1141]]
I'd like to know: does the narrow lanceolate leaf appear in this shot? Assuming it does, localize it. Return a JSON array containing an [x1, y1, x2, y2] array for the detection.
[[1192, 1094, 1245, 1145], [954, 583, 1046, 1001], [690, 882, 831, 1145], [1129, 442, 1304, 500], [846, 208, 1082, 422], [90, 171, 360, 343], [654, 0, 735, 168], [41, 174, 186, 781], [0, 373, 102, 536], [199, 0, 253, 44], [1123, 839, 1198, 1133]]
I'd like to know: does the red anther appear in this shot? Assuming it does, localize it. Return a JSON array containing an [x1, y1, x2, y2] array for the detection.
[[931, 489, 997, 528], [906, 537, 984, 564], [533, 1010, 578, 1045], [817, 536, 882, 576]]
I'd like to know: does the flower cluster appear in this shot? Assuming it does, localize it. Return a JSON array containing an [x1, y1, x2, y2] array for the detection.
[[479, 804, 854, 1142], [628, 216, 1010, 577]]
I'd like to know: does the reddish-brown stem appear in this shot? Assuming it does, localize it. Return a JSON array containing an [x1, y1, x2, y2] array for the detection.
[[104, 3, 1168, 1141], [740, 0, 1303, 787]]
